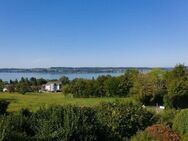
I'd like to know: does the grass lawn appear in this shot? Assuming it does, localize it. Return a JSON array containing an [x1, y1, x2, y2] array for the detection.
[[0, 92, 134, 112]]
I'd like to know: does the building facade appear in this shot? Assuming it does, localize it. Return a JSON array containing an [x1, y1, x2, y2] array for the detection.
[[44, 81, 62, 92]]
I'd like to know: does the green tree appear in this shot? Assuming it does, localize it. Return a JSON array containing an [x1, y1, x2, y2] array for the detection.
[[0, 79, 4, 92], [16, 83, 31, 94], [59, 76, 70, 85], [164, 64, 188, 108], [116, 76, 129, 96], [36, 78, 47, 85], [70, 78, 89, 97], [95, 75, 112, 97], [117, 69, 139, 97], [104, 77, 120, 97], [132, 70, 166, 105], [30, 77, 37, 86]]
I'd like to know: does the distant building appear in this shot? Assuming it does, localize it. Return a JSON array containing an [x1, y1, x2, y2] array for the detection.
[[42, 81, 62, 92], [3, 87, 8, 92], [3, 84, 15, 92]]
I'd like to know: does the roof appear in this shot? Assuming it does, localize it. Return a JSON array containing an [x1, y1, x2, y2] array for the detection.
[[46, 81, 61, 85]]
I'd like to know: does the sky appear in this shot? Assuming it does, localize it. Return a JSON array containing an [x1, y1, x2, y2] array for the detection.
[[0, 0, 188, 68]]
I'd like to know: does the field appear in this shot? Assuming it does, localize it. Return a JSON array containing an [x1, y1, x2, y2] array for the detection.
[[0, 92, 134, 112]]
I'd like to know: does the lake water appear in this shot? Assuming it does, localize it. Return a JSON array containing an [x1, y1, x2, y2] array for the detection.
[[0, 72, 123, 81]]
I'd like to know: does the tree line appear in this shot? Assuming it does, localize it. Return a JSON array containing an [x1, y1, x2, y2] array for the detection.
[[0, 77, 47, 94], [63, 64, 188, 109]]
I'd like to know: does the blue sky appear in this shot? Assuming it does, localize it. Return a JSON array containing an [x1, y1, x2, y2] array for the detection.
[[0, 0, 188, 68]]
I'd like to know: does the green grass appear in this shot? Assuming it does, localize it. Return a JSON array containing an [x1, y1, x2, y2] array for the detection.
[[0, 92, 134, 112]]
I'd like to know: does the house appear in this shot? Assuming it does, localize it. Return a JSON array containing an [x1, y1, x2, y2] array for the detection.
[[3, 84, 15, 92], [42, 81, 62, 92], [3, 87, 8, 92]]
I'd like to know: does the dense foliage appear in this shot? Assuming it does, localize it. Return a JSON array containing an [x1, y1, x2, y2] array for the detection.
[[145, 124, 180, 141], [131, 124, 181, 141], [164, 65, 188, 108], [63, 65, 188, 108], [1, 77, 47, 94], [173, 109, 188, 135], [96, 102, 157, 140], [0, 100, 9, 115], [0, 102, 157, 141], [158, 109, 179, 127], [0, 116, 11, 141], [63, 70, 139, 98]]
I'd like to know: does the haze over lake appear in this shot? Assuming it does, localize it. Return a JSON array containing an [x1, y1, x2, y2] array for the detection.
[[0, 72, 123, 81]]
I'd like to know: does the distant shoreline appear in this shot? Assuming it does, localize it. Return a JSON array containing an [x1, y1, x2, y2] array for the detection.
[[0, 67, 172, 74]]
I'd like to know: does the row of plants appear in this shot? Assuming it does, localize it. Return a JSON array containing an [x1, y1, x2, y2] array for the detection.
[[0, 100, 157, 141], [1, 99, 188, 141]]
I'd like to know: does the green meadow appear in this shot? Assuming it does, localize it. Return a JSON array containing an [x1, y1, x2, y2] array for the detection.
[[0, 92, 134, 112]]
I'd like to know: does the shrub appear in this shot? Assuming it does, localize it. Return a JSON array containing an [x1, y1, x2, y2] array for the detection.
[[97, 102, 157, 140], [146, 124, 180, 141], [0, 100, 9, 115], [158, 109, 180, 127], [0, 102, 158, 141], [16, 83, 31, 94], [7, 109, 35, 138], [32, 106, 99, 141], [0, 116, 11, 141], [173, 109, 188, 135], [164, 94, 188, 109]]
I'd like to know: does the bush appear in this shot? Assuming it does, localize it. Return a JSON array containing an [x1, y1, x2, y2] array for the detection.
[[0, 116, 11, 141], [0, 109, 45, 141], [146, 124, 180, 141], [158, 109, 180, 127], [0, 100, 9, 115], [0, 102, 158, 141], [32, 106, 99, 141], [164, 94, 188, 109], [173, 109, 188, 135], [97, 102, 157, 140], [4, 108, 35, 141]]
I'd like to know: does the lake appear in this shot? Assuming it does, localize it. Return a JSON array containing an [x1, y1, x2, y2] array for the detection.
[[0, 72, 123, 81]]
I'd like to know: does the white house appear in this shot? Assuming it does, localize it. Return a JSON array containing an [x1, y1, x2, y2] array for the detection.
[[3, 87, 8, 92], [43, 81, 62, 92], [3, 84, 12, 92]]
